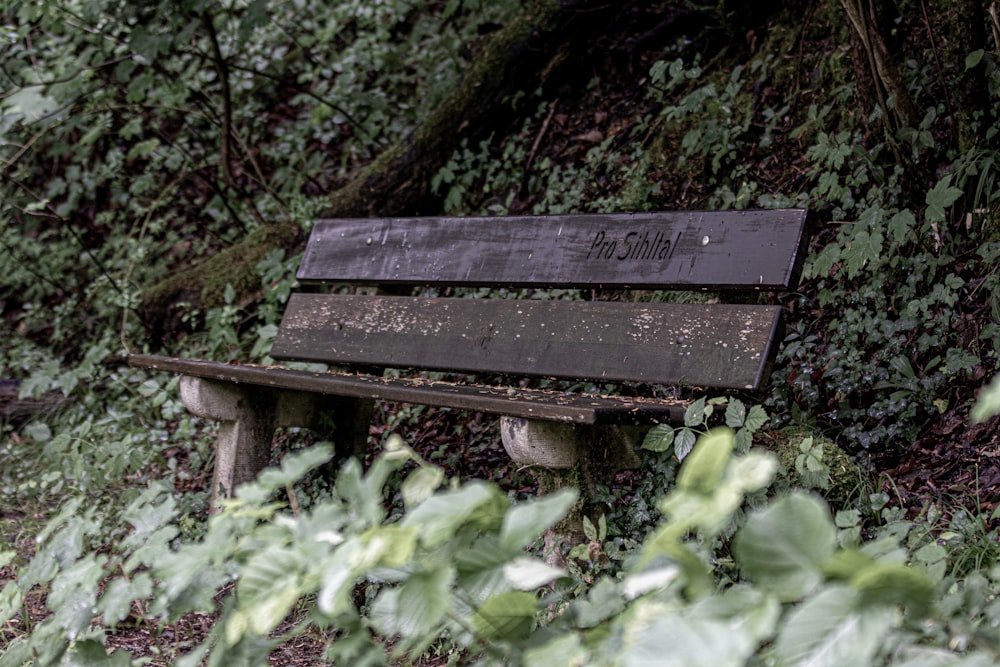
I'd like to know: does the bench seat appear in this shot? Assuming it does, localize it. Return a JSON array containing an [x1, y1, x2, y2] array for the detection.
[[128, 354, 690, 425]]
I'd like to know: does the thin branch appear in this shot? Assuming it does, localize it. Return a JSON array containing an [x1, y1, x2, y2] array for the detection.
[[225, 61, 374, 143], [0, 174, 123, 296], [0, 56, 132, 101], [919, 0, 957, 146], [201, 12, 236, 188]]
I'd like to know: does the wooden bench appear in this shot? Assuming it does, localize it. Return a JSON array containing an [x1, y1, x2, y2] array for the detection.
[[129, 210, 809, 504]]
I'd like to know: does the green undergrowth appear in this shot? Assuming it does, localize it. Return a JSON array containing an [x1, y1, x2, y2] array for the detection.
[[3, 0, 1000, 664], [4, 424, 1000, 665]]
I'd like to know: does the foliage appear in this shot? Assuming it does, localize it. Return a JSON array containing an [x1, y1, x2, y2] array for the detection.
[[1, 0, 522, 359], [628, 34, 1000, 458], [642, 396, 769, 461], [5, 429, 1000, 665], [771, 197, 999, 455], [4, 1, 1000, 665], [432, 97, 658, 216]]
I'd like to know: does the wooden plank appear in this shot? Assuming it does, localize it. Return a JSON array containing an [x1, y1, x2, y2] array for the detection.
[[297, 210, 808, 290], [127, 355, 689, 425], [270, 293, 783, 390]]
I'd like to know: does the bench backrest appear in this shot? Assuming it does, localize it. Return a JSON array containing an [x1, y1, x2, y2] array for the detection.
[[270, 210, 809, 391]]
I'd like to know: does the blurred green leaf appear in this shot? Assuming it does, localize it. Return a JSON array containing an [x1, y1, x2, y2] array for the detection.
[[472, 591, 536, 641], [676, 428, 734, 495], [773, 586, 894, 667], [734, 493, 836, 600], [971, 375, 1000, 423], [500, 487, 578, 551]]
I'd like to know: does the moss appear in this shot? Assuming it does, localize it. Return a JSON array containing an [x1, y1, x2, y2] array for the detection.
[[760, 424, 871, 506], [196, 224, 300, 307], [139, 221, 301, 338]]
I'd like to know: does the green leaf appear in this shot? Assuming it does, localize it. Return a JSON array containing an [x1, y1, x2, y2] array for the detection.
[[235, 544, 304, 638], [373, 566, 455, 641], [99, 573, 153, 626], [574, 577, 627, 628], [734, 427, 753, 453], [623, 609, 756, 667], [582, 515, 597, 541], [1, 88, 59, 128], [472, 591, 537, 641], [926, 175, 964, 223], [845, 228, 883, 278], [641, 424, 675, 452], [676, 428, 734, 494], [503, 557, 565, 590], [404, 482, 506, 547], [773, 586, 894, 667], [500, 488, 578, 551], [121, 482, 178, 547], [674, 428, 697, 461], [684, 397, 707, 427], [887, 209, 917, 244], [944, 348, 978, 374], [23, 421, 52, 443], [357, 524, 418, 568], [807, 242, 842, 279], [743, 405, 768, 432], [912, 542, 949, 582], [966, 49, 985, 69], [63, 639, 132, 666], [401, 465, 445, 508], [733, 492, 836, 600], [852, 562, 935, 616], [525, 634, 588, 667], [0, 581, 23, 627], [725, 398, 746, 428], [238, 443, 334, 504], [49, 555, 106, 638]]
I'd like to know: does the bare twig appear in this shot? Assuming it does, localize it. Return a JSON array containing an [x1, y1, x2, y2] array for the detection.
[[919, 0, 957, 145], [526, 98, 559, 175], [201, 12, 236, 189]]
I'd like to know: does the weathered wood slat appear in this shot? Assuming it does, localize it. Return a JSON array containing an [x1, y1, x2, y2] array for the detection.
[[270, 293, 782, 390], [126, 355, 689, 425], [298, 210, 809, 290]]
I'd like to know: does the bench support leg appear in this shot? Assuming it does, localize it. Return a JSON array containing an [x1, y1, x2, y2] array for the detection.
[[500, 417, 643, 565], [214, 397, 277, 501], [179, 377, 374, 508], [179, 377, 278, 506]]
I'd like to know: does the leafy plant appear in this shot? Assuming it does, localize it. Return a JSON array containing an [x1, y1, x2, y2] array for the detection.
[[771, 193, 995, 456], [641, 397, 768, 461]]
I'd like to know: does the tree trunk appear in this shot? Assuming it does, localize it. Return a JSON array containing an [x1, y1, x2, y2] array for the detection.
[[137, 0, 628, 339], [840, 0, 918, 147], [0, 380, 66, 426], [946, 0, 991, 153]]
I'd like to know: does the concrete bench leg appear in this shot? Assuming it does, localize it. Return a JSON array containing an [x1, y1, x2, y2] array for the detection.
[[179, 377, 374, 508], [180, 377, 278, 505], [500, 417, 643, 565]]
